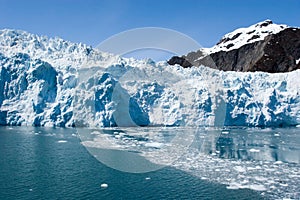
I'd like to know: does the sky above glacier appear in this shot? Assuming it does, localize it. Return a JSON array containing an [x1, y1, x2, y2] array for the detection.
[[1, 0, 299, 49]]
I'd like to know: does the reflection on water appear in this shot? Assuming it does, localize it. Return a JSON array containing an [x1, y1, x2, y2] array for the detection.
[[81, 127, 300, 166], [216, 136, 235, 159], [198, 128, 300, 163], [79, 126, 300, 199], [178, 127, 300, 200]]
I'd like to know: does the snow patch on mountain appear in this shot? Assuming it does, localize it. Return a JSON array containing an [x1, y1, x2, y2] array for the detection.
[[0, 29, 300, 127], [192, 20, 289, 61], [207, 20, 288, 53]]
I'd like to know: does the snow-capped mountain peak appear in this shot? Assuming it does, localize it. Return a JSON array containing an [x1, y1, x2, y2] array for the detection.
[[207, 20, 288, 53], [169, 20, 300, 73]]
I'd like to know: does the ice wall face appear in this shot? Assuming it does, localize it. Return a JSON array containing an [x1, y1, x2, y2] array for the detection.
[[222, 71, 300, 126], [0, 53, 60, 126], [0, 29, 300, 127]]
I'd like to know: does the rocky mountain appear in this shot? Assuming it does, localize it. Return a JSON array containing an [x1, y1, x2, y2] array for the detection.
[[168, 20, 300, 73], [0, 28, 300, 127]]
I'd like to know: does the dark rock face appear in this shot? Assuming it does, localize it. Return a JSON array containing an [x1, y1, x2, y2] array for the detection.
[[167, 56, 192, 68], [251, 28, 300, 72], [168, 28, 300, 73]]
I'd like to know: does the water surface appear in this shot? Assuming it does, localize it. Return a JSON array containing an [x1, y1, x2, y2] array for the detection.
[[0, 126, 299, 199]]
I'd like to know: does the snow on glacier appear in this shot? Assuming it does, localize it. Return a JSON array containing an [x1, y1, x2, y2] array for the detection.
[[0, 29, 300, 127]]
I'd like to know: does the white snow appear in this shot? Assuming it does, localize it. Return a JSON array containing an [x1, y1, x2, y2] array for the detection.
[[296, 58, 300, 65], [203, 20, 288, 55], [57, 140, 67, 143]]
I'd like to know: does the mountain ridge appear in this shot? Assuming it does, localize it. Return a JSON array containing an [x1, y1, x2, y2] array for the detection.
[[168, 20, 300, 73]]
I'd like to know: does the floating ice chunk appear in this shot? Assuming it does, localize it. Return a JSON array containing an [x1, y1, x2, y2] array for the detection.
[[274, 133, 280, 137], [100, 183, 108, 188], [249, 184, 267, 191], [114, 135, 121, 139], [249, 148, 260, 153], [119, 133, 125, 137], [226, 182, 241, 190], [296, 124, 300, 128], [145, 177, 151, 180], [267, 180, 276, 184], [274, 161, 283, 165], [91, 131, 100, 135], [254, 176, 268, 181], [221, 130, 230, 134], [57, 140, 67, 143], [269, 185, 276, 189], [279, 183, 288, 187], [144, 142, 163, 148], [233, 166, 246, 173]]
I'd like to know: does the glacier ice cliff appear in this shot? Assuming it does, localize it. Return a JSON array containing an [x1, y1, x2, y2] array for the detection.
[[0, 29, 300, 127]]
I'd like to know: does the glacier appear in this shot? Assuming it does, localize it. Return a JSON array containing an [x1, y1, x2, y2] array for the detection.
[[0, 29, 300, 127]]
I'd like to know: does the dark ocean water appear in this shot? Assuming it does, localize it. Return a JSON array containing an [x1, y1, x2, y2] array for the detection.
[[0, 126, 298, 200]]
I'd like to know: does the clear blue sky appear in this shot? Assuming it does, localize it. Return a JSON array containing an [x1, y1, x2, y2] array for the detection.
[[1, 0, 300, 48]]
